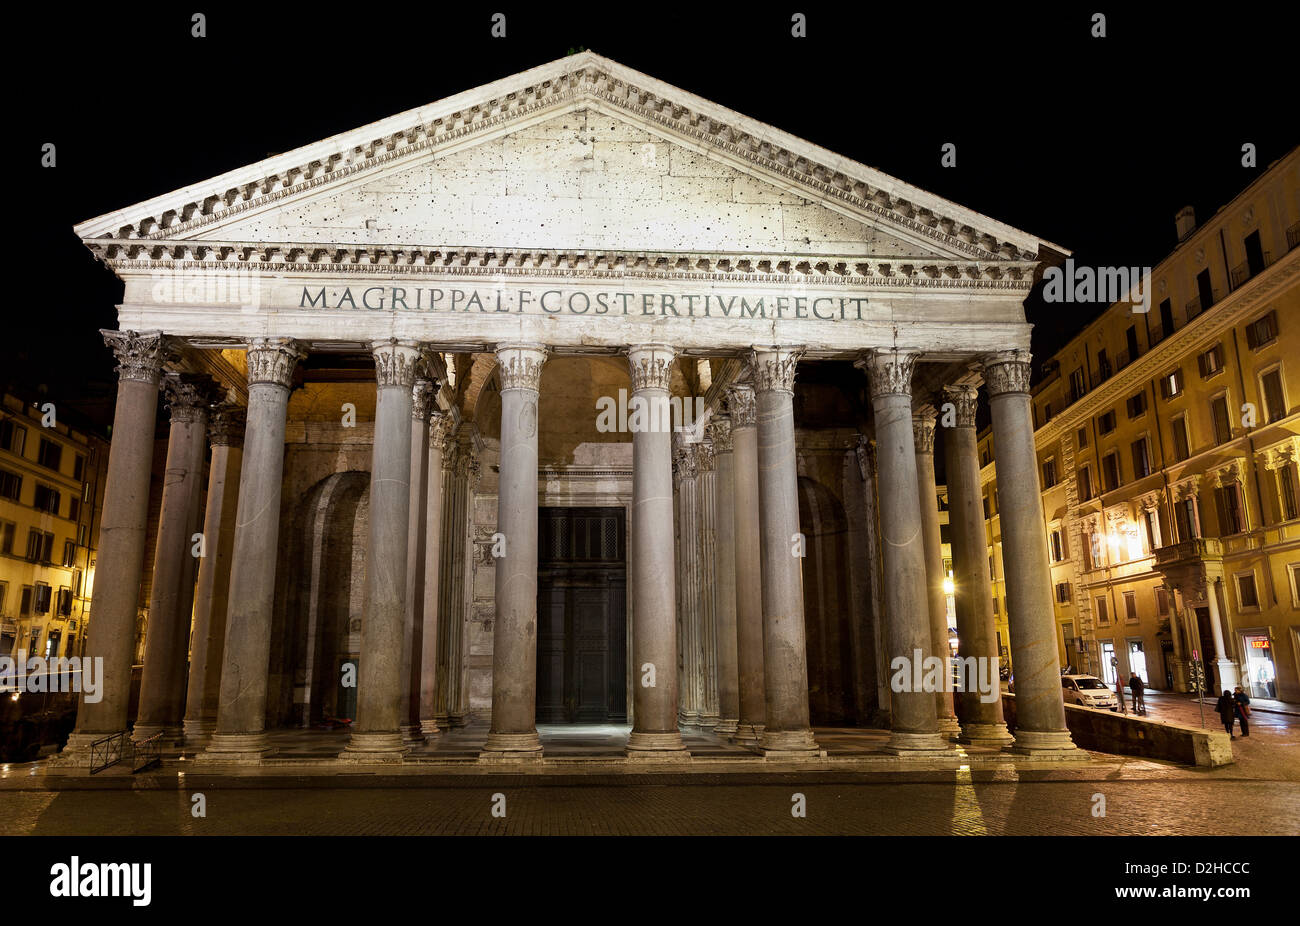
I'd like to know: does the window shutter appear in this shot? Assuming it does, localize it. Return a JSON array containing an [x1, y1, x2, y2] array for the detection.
[[1246, 321, 1259, 349]]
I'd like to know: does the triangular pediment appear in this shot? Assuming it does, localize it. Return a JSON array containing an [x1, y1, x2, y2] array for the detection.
[[75, 52, 1064, 265]]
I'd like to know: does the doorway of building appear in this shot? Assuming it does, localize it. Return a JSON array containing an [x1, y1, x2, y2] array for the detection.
[[536, 507, 627, 723]]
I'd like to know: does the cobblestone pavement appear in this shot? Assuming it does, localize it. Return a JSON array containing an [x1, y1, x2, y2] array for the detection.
[[0, 777, 1296, 835]]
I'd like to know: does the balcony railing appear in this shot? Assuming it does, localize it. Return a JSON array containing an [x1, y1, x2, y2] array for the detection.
[[1231, 253, 1271, 290], [1288, 222, 1300, 252], [1154, 537, 1223, 568]]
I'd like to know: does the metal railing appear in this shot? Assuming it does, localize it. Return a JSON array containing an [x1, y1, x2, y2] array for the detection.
[[88, 730, 163, 775], [1231, 252, 1271, 290], [1287, 222, 1300, 252]]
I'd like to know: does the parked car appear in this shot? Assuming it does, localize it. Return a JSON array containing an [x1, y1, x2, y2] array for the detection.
[[1061, 674, 1119, 710]]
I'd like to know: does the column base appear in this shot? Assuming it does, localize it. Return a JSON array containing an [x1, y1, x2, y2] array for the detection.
[[1213, 659, 1241, 693], [338, 731, 409, 764], [182, 719, 216, 747], [937, 715, 963, 738], [733, 722, 765, 745], [713, 717, 739, 735], [678, 710, 701, 727], [448, 713, 468, 728], [959, 722, 1015, 748], [759, 728, 821, 758], [625, 730, 690, 759], [196, 732, 276, 764], [885, 730, 953, 757], [399, 724, 424, 745], [479, 731, 543, 760], [698, 712, 720, 729], [419, 719, 442, 740], [131, 722, 181, 743], [1004, 729, 1089, 761]]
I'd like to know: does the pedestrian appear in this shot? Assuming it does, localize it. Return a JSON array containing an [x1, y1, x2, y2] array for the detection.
[[1215, 690, 1237, 736], [1233, 685, 1251, 737], [1128, 672, 1146, 715], [1115, 675, 1127, 714]]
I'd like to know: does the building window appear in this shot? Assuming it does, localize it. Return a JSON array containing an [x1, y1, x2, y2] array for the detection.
[[32, 484, 61, 515], [1130, 437, 1151, 479], [980, 447, 991, 467], [1260, 367, 1287, 423], [72, 455, 85, 481], [0, 520, 14, 555], [1098, 410, 1117, 435], [1171, 415, 1191, 461], [1277, 463, 1299, 521], [1235, 572, 1260, 610], [1078, 465, 1093, 502], [1123, 590, 1138, 623], [72, 569, 83, 598], [25, 530, 54, 564], [1199, 344, 1225, 378], [56, 587, 73, 617], [1050, 529, 1066, 562], [68, 497, 80, 523], [36, 438, 62, 472], [1175, 495, 1201, 541], [992, 597, 999, 615], [1245, 310, 1278, 350], [0, 469, 20, 502], [33, 583, 52, 615], [0, 420, 26, 455], [1070, 368, 1087, 402], [1096, 596, 1110, 625], [1156, 586, 1170, 615], [1159, 367, 1185, 399], [1289, 564, 1300, 608], [1102, 451, 1121, 492], [1077, 427, 1089, 449], [19, 585, 33, 616], [0, 581, 5, 617], [1098, 349, 1112, 381], [1215, 481, 1247, 535], [1126, 391, 1148, 419], [1056, 582, 1072, 603], [1210, 395, 1233, 445], [982, 494, 990, 520], [1042, 458, 1058, 489], [62, 539, 75, 567], [1143, 508, 1161, 551]]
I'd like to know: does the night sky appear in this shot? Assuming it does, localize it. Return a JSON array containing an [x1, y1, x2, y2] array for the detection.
[[11, 5, 1297, 435]]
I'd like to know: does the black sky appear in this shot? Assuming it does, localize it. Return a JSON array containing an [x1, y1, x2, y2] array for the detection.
[[10, 4, 1298, 434]]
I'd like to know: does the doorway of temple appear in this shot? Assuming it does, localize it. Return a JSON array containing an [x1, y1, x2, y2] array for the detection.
[[535, 507, 627, 723]]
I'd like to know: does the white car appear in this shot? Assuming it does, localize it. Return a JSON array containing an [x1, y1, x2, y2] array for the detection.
[[1062, 674, 1119, 710]]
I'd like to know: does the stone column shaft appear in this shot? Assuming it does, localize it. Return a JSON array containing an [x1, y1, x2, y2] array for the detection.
[[913, 408, 960, 737], [752, 347, 818, 758], [698, 444, 720, 726], [400, 377, 434, 742], [61, 331, 170, 763], [729, 386, 766, 745], [942, 383, 1013, 746], [861, 350, 947, 755], [343, 340, 420, 762], [709, 417, 740, 734], [201, 338, 303, 762], [482, 344, 547, 758], [183, 406, 244, 744], [135, 374, 213, 740], [985, 351, 1083, 758], [419, 414, 448, 738], [626, 344, 687, 757], [1206, 583, 1240, 692]]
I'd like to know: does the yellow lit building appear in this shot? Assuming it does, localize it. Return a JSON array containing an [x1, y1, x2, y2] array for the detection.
[[980, 146, 1300, 702], [0, 393, 109, 662]]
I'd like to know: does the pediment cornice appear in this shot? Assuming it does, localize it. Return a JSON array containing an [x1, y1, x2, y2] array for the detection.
[[75, 52, 1059, 267]]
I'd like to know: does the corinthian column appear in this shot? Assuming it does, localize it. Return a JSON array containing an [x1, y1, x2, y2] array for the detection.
[[183, 405, 245, 744], [400, 374, 435, 744], [200, 337, 304, 762], [984, 350, 1083, 758], [729, 385, 766, 745], [342, 339, 421, 762], [941, 382, 1013, 746], [708, 415, 740, 735], [912, 406, 960, 737], [481, 343, 548, 758], [751, 346, 818, 758], [625, 344, 688, 758], [60, 331, 171, 764], [419, 412, 449, 739], [135, 373, 216, 741], [858, 349, 948, 756]]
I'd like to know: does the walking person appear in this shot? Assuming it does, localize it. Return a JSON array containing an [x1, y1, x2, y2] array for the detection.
[[1233, 685, 1251, 737], [1128, 672, 1146, 715], [1216, 690, 1238, 737]]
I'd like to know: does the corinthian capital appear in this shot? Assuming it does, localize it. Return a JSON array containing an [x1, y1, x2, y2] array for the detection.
[[748, 346, 804, 395], [982, 350, 1033, 397], [429, 411, 452, 455], [857, 348, 919, 399], [101, 329, 175, 386], [912, 407, 937, 454], [626, 343, 675, 393], [411, 378, 436, 421], [246, 337, 305, 388], [495, 342, 548, 392], [209, 404, 246, 448], [372, 339, 422, 388], [161, 373, 218, 423], [707, 416, 733, 453], [942, 383, 980, 428], [726, 384, 757, 428]]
